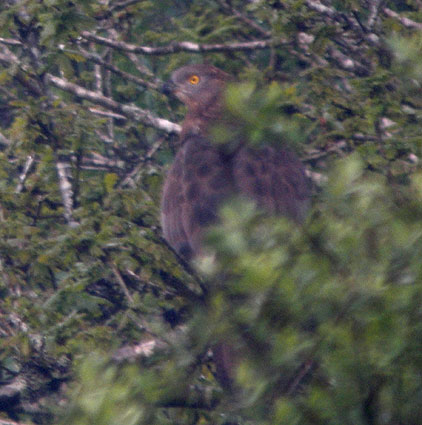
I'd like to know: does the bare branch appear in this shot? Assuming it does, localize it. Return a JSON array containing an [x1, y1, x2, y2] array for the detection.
[[92, 45, 103, 93], [46, 73, 181, 134], [0, 45, 180, 134], [0, 419, 31, 425], [0, 37, 22, 46], [367, 0, 384, 30], [306, 0, 364, 35], [111, 261, 134, 305], [327, 46, 369, 75], [95, 0, 145, 19], [216, 0, 271, 37], [285, 358, 315, 396], [95, 130, 114, 144], [112, 339, 166, 362], [0, 131, 11, 146], [125, 52, 154, 77], [305, 0, 337, 18], [0, 49, 43, 96], [70, 46, 158, 89], [383, 7, 422, 30], [81, 31, 283, 55], [88, 107, 127, 120], [305, 169, 328, 186], [106, 27, 155, 77], [305, 0, 380, 46], [124, 267, 175, 297], [103, 50, 112, 97], [56, 157, 78, 227], [79, 151, 124, 171], [15, 155, 35, 193], [109, 0, 144, 13], [0, 378, 26, 408], [0, 417, 31, 425], [119, 137, 165, 188], [103, 50, 115, 142], [46, 74, 180, 134]]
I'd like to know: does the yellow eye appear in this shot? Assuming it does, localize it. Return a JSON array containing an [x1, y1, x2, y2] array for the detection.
[[189, 75, 200, 85]]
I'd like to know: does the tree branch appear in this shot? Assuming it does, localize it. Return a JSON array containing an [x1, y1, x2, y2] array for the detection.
[[112, 339, 166, 362], [383, 7, 422, 30], [15, 155, 35, 193], [79, 151, 124, 171], [367, 0, 385, 30], [69, 46, 158, 89], [327, 46, 369, 76], [118, 137, 165, 188], [46, 74, 180, 134], [81, 31, 283, 54], [0, 46, 179, 134], [125, 52, 154, 77], [216, 0, 271, 37], [0, 131, 11, 146], [55, 157, 78, 227], [110, 261, 134, 305], [94, 0, 145, 20], [88, 107, 127, 121], [0, 37, 22, 46]]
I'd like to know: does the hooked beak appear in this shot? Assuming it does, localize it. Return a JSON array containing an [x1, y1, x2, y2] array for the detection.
[[161, 80, 176, 96]]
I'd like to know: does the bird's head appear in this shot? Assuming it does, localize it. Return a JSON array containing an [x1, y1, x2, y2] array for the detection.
[[162, 64, 231, 111]]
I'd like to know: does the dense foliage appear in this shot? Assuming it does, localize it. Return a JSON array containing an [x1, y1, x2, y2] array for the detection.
[[1, 1, 422, 424]]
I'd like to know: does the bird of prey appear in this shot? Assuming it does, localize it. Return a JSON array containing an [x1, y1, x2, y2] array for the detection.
[[161, 64, 310, 261], [161, 64, 310, 389]]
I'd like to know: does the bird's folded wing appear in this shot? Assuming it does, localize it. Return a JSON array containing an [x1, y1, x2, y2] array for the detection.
[[233, 146, 310, 222]]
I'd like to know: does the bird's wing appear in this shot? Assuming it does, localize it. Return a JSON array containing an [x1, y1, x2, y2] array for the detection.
[[232, 145, 310, 222], [161, 150, 193, 259], [161, 136, 234, 258]]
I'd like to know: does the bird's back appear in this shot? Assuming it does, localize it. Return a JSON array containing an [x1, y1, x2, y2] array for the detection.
[[161, 136, 310, 259], [233, 145, 310, 222]]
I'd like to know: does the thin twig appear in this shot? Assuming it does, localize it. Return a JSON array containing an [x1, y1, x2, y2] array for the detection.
[[88, 107, 127, 120], [305, 169, 327, 186], [0, 37, 22, 46], [118, 137, 165, 188], [79, 151, 123, 171], [15, 155, 35, 193], [216, 0, 271, 37], [95, 130, 113, 144], [92, 42, 103, 93], [108, 28, 155, 79], [95, 0, 145, 20], [125, 52, 154, 77], [124, 268, 175, 297], [111, 261, 134, 305], [285, 358, 315, 396], [55, 157, 78, 227], [112, 339, 166, 362], [0, 418, 31, 425], [109, 0, 143, 13], [0, 131, 11, 146], [68, 46, 158, 89]]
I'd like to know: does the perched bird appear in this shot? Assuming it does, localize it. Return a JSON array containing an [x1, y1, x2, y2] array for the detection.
[[161, 64, 310, 388], [161, 64, 310, 261]]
